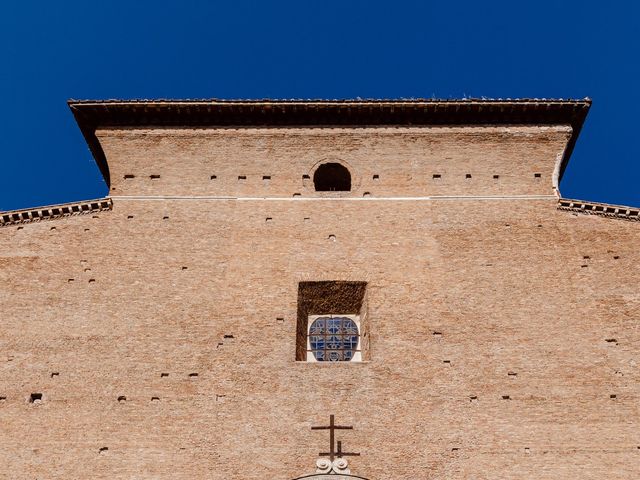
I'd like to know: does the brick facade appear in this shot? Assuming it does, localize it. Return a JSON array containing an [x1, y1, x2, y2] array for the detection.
[[0, 100, 638, 479]]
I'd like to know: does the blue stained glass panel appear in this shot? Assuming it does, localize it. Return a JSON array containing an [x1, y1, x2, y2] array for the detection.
[[309, 316, 359, 362]]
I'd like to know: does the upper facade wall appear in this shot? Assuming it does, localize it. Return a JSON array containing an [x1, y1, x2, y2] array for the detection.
[[97, 125, 572, 197]]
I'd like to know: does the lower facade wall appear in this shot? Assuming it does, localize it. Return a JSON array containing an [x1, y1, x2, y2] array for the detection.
[[0, 198, 638, 479]]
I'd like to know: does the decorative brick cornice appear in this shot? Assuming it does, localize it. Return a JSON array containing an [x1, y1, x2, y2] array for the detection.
[[558, 198, 640, 221], [0, 198, 112, 227]]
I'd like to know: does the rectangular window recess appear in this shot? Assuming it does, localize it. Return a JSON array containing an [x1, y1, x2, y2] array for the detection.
[[297, 281, 368, 362]]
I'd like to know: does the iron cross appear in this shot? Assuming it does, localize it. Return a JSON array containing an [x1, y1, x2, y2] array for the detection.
[[311, 414, 360, 461]]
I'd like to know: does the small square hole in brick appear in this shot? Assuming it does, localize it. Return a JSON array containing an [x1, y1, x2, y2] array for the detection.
[[124, 174, 135, 179], [181, 266, 188, 270], [613, 255, 620, 259], [210, 175, 217, 180], [88, 278, 96, 283], [238, 175, 246, 181], [433, 331, 442, 337], [534, 173, 542, 178], [276, 317, 284, 323], [189, 373, 198, 377], [265, 217, 273, 222], [432, 174, 441, 179], [51, 372, 59, 378], [502, 395, 511, 400], [99, 447, 108, 453], [150, 175, 160, 179], [363, 192, 370, 197], [610, 394, 617, 399], [117, 396, 126, 402], [373, 174, 379, 180], [163, 216, 169, 220], [29, 393, 42, 403], [469, 395, 478, 402], [161, 373, 169, 377], [224, 334, 234, 339], [465, 174, 472, 179], [293, 193, 301, 197], [127, 215, 134, 219], [263, 175, 271, 180], [151, 396, 160, 401], [493, 174, 500, 179]]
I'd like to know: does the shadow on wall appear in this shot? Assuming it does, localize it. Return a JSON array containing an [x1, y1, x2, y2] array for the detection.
[[296, 281, 368, 361]]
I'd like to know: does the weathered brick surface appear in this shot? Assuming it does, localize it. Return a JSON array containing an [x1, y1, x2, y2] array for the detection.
[[0, 126, 638, 480], [99, 126, 571, 197]]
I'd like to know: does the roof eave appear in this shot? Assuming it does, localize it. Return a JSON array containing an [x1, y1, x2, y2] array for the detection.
[[68, 98, 591, 189]]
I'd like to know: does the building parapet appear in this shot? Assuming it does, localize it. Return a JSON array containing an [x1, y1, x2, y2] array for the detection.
[[558, 198, 640, 221], [0, 198, 112, 228]]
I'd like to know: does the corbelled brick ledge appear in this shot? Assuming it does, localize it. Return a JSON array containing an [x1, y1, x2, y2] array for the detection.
[[2, 197, 638, 226], [0, 198, 112, 227], [558, 198, 640, 221]]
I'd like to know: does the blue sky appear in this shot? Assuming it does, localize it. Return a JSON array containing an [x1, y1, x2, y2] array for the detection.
[[1, 1, 638, 211]]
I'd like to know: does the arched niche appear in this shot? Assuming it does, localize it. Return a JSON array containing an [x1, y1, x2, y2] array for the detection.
[[313, 162, 352, 191]]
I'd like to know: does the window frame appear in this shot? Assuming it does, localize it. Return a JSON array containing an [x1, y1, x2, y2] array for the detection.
[[306, 314, 362, 362]]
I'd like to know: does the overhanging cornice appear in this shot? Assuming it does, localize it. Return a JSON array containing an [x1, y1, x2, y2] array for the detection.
[[68, 98, 591, 189]]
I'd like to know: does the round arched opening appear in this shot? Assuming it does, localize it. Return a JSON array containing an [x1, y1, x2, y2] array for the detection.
[[313, 163, 351, 191]]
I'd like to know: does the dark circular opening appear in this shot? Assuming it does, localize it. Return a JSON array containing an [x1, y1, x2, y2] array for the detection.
[[313, 163, 351, 191]]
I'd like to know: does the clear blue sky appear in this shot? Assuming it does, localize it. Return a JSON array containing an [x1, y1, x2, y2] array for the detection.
[[1, 1, 638, 211]]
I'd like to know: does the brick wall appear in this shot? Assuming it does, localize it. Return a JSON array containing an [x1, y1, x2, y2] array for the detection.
[[0, 126, 638, 479], [99, 126, 571, 198]]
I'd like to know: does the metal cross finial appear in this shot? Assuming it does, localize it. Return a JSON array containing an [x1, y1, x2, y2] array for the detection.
[[311, 414, 359, 461]]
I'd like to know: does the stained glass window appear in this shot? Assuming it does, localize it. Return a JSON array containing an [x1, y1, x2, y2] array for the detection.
[[308, 316, 360, 361]]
